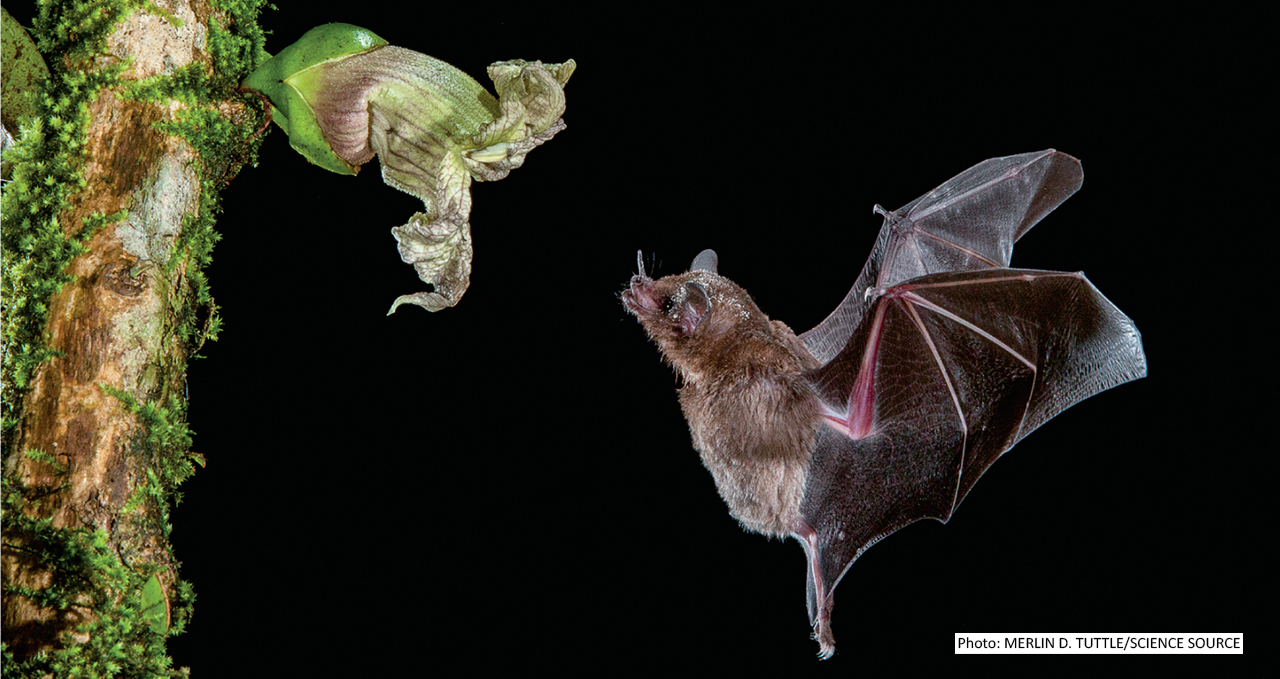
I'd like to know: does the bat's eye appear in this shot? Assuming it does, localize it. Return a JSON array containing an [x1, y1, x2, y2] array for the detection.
[[661, 298, 675, 314]]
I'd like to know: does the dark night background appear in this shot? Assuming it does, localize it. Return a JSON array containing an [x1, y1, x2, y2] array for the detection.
[[5, 3, 1251, 672]]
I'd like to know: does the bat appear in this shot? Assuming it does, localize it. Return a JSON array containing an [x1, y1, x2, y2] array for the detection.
[[621, 150, 1147, 658]]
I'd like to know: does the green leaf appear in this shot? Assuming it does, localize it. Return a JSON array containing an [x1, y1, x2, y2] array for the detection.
[[140, 573, 170, 635], [1, 7, 50, 132]]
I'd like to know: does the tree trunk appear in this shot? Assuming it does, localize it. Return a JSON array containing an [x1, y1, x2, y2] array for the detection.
[[2, 1, 265, 672]]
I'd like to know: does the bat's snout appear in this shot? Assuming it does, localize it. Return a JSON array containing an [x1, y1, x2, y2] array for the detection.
[[622, 276, 659, 314]]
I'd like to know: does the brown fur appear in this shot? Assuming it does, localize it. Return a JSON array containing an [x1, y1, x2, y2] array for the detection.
[[623, 265, 820, 538]]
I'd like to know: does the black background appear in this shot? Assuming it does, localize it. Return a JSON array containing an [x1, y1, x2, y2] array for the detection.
[[5, 3, 1251, 672]]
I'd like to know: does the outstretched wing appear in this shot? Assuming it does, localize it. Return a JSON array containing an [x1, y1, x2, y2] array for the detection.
[[801, 150, 1084, 365], [797, 267, 1145, 657]]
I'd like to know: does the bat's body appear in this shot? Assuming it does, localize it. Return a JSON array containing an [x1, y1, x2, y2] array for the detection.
[[624, 250, 821, 538], [622, 150, 1146, 658]]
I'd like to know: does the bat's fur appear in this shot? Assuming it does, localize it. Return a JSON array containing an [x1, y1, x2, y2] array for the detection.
[[623, 264, 820, 538]]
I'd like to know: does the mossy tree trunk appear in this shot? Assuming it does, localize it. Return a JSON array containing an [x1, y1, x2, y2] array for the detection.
[[1, 1, 266, 672]]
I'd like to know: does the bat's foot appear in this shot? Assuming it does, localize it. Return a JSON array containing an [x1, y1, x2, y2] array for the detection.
[[813, 617, 836, 660]]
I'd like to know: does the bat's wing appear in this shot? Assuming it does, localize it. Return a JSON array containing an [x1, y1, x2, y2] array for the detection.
[[801, 150, 1083, 365], [796, 268, 1145, 657]]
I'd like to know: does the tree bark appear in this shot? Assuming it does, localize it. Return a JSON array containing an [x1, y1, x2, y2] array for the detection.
[[2, 0, 263, 668]]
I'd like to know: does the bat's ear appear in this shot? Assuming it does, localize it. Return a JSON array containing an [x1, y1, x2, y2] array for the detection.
[[678, 282, 711, 335], [691, 249, 719, 274]]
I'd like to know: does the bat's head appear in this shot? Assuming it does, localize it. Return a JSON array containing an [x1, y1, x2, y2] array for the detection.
[[622, 249, 772, 379]]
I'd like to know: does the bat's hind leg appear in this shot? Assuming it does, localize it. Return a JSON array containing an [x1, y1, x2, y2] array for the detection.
[[794, 519, 836, 659]]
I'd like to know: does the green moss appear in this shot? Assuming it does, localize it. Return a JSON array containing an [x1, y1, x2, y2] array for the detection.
[[100, 384, 199, 529], [208, 0, 273, 78], [144, 1, 183, 29], [22, 448, 67, 474], [124, 62, 211, 106]]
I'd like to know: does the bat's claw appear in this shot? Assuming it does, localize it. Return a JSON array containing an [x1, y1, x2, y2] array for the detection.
[[814, 618, 836, 660]]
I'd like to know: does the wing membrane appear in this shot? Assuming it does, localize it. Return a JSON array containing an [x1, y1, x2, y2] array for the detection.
[[800, 267, 1146, 649], [801, 150, 1083, 365]]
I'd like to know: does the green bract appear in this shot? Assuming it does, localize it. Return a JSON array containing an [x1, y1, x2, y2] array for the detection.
[[242, 23, 388, 174], [242, 24, 574, 313]]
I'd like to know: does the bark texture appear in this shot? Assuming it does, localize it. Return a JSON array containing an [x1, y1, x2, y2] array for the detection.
[[2, 0, 260, 666]]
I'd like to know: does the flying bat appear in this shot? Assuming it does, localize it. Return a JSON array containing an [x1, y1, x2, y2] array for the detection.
[[621, 150, 1147, 658]]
